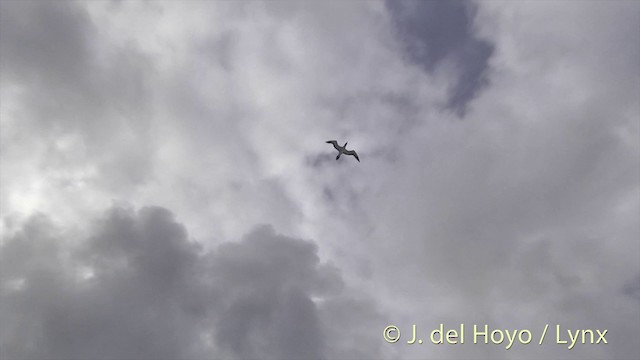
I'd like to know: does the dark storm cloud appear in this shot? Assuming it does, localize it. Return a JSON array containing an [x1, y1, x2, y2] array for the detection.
[[386, 0, 493, 115], [0, 206, 381, 360]]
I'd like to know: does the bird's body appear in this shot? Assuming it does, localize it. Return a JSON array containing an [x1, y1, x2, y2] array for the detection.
[[326, 140, 360, 162]]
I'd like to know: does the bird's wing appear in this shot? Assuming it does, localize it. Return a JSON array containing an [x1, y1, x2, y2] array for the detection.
[[344, 149, 360, 162], [326, 140, 339, 150]]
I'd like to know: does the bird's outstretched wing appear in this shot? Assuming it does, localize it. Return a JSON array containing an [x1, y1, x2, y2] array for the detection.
[[343, 149, 360, 162], [326, 140, 340, 151]]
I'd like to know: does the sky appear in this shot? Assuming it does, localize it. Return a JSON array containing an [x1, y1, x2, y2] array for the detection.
[[1, 1, 639, 359]]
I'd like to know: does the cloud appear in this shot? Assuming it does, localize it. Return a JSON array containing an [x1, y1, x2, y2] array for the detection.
[[0, 0, 158, 230], [354, 1, 640, 358], [386, 0, 494, 116], [0, 206, 384, 360], [1, 0, 638, 359]]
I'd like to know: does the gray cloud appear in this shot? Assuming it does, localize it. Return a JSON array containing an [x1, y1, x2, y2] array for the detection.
[[0, 206, 383, 360], [1, 1, 638, 359], [387, 0, 493, 116], [0, 0, 157, 207]]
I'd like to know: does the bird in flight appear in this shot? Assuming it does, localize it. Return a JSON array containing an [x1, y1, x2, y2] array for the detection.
[[326, 140, 360, 162]]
